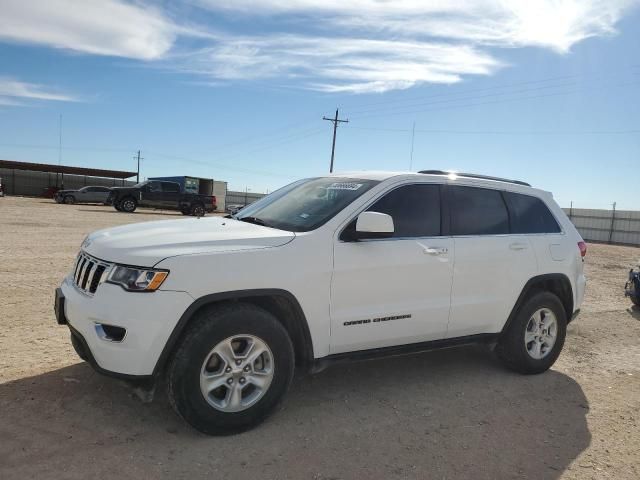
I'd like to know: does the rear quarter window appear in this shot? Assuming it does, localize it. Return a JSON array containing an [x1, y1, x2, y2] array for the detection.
[[504, 192, 561, 234]]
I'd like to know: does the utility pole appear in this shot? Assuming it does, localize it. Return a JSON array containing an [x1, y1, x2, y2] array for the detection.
[[58, 114, 62, 166], [134, 150, 143, 183], [609, 201, 617, 244], [323, 108, 349, 173], [57, 114, 62, 188], [409, 121, 416, 170]]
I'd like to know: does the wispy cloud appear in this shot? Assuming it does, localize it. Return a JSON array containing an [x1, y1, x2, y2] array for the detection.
[[0, 1, 637, 93], [0, 77, 81, 106], [189, 0, 638, 92], [0, 0, 176, 60], [173, 35, 502, 94]]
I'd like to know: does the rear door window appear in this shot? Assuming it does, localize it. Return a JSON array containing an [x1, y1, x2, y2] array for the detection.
[[449, 186, 509, 235], [161, 182, 180, 193], [504, 192, 561, 233]]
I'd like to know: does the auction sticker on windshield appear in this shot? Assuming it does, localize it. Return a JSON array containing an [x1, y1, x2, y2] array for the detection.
[[327, 182, 363, 191]]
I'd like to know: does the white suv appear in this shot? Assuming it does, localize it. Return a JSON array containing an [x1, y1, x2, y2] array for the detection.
[[55, 170, 587, 434]]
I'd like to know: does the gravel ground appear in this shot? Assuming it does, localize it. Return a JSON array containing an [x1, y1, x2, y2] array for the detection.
[[1, 195, 639, 480]]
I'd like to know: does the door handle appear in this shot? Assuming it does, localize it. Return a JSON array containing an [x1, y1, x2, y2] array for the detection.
[[509, 242, 528, 251]]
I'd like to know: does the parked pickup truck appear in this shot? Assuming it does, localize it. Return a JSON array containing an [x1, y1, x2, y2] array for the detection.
[[107, 180, 216, 216]]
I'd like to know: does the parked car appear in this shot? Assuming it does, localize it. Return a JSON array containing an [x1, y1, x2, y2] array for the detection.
[[625, 265, 640, 306], [226, 204, 245, 215], [55, 170, 586, 435], [106, 180, 216, 216], [55, 186, 112, 204]]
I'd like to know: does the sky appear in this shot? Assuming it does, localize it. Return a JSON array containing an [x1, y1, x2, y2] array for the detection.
[[0, 0, 639, 209]]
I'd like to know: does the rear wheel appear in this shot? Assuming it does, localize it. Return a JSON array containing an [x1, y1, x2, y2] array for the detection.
[[191, 203, 206, 217], [120, 197, 137, 213], [64, 195, 75, 204], [496, 292, 567, 374], [167, 303, 294, 435]]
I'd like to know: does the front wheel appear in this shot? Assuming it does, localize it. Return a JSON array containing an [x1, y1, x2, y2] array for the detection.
[[496, 292, 567, 375], [120, 197, 137, 213], [167, 303, 294, 435], [64, 195, 75, 204], [191, 203, 205, 217]]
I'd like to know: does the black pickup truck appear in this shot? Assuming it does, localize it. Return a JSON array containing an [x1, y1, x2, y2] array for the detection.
[[107, 180, 216, 216]]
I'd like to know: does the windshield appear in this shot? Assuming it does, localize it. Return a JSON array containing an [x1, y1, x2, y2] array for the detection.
[[234, 177, 379, 232]]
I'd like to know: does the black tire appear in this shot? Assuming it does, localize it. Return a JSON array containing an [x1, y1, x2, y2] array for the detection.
[[496, 292, 567, 375], [64, 195, 75, 204], [166, 303, 295, 435], [190, 203, 206, 217], [120, 197, 137, 213]]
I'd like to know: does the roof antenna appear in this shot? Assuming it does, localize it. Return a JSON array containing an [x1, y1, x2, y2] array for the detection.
[[409, 121, 416, 170]]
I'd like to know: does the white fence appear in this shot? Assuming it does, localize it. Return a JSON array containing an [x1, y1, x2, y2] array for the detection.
[[563, 207, 640, 246]]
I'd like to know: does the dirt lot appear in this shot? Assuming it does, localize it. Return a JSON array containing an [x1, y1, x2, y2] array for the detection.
[[1, 195, 639, 480]]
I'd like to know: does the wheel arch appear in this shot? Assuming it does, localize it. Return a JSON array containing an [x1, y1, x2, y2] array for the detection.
[[153, 289, 314, 377], [501, 273, 574, 337]]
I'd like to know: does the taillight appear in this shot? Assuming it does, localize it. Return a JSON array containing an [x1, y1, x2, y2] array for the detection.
[[578, 241, 587, 258], [211, 195, 217, 205]]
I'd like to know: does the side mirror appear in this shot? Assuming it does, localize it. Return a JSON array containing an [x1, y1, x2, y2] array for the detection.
[[354, 211, 394, 240]]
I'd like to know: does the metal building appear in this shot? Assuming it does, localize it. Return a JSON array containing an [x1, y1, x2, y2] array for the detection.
[[0, 160, 137, 197]]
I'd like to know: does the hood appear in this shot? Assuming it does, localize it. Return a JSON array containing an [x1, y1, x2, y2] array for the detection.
[[82, 216, 295, 266]]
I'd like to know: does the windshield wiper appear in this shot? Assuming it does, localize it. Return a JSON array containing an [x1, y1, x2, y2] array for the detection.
[[237, 216, 269, 227]]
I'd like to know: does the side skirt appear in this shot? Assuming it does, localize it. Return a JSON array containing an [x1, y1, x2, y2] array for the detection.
[[310, 333, 499, 374]]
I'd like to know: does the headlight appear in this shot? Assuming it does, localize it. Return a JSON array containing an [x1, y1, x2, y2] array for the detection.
[[107, 265, 169, 292]]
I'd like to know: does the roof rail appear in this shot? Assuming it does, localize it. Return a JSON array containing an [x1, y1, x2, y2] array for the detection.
[[418, 170, 531, 187]]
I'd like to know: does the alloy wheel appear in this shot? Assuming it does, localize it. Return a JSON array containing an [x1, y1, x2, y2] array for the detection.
[[199, 335, 274, 412], [524, 308, 558, 360]]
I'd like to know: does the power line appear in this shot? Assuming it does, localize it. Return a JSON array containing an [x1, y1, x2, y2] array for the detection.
[[348, 79, 581, 116], [345, 126, 640, 135], [146, 127, 325, 179], [342, 66, 640, 112], [200, 116, 320, 154], [348, 79, 640, 120], [322, 108, 349, 173]]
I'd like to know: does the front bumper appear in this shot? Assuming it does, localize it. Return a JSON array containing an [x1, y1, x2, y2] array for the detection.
[[57, 276, 194, 377]]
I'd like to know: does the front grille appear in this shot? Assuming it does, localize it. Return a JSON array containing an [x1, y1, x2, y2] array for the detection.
[[72, 252, 112, 295]]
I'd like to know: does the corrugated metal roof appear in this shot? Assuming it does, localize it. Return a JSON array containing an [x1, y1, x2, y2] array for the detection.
[[0, 159, 136, 179]]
